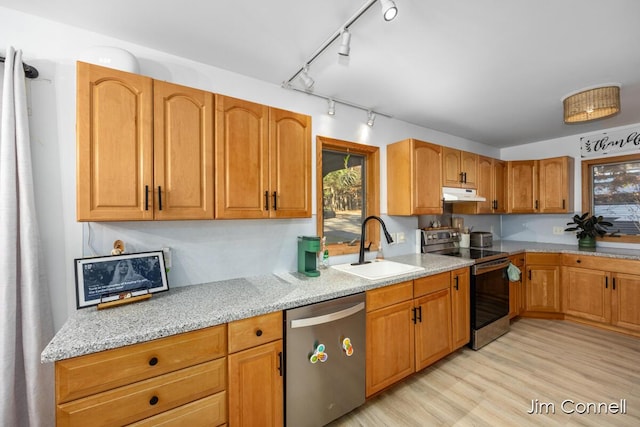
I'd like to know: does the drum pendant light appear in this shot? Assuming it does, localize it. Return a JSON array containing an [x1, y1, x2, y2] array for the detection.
[[563, 85, 620, 123]]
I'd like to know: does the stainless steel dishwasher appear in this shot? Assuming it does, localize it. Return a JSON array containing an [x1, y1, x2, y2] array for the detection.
[[285, 292, 366, 427]]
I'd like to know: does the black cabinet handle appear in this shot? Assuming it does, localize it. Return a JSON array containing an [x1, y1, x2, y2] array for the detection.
[[576, 259, 581, 264], [148, 356, 158, 366], [277, 352, 283, 377], [256, 329, 263, 337], [528, 269, 532, 280], [149, 396, 159, 406], [411, 307, 417, 324], [454, 276, 459, 290], [535, 200, 539, 210], [264, 191, 269, 210], [145, 185, 149, 210], [417, 306, 422, 323], [613, 278, 616, 290], [158, 186, 162, 211], [605, 277, 608, 289], [272, 191, 277, 211], [562, 199, 566, 209], [463, 172, 467, 183]]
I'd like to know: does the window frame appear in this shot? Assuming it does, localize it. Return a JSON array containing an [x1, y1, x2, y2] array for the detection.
[[316, 135, 380, 256], [581, 152, 640, 244]]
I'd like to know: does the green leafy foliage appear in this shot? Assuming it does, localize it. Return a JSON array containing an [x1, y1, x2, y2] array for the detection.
[[565, 212, 614, 239]]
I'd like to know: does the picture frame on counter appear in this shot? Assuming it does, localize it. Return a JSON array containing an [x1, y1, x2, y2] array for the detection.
[[74, 250, 169, 309]]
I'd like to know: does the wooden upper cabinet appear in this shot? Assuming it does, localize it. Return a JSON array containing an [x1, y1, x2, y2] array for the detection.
[[77, 62, 214, 221], [76, 61, 154, 221], [539, 156, 574, 213], [387, 139, 442, 215], [154, 81, 214, 220], [507, 160, 538, 213], [442, 147, 478, 189], [269, 108, 312, 218], [493, 159, 508, 213], [215, 96, 311, 219], [453, 156, 506, 215]]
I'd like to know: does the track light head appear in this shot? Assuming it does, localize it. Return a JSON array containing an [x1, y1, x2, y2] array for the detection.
[[338, 29, 351, 57], [380, 0, 398, 21], [367, 111, 376, 127], [328, 99, 336, 115], [299, 66, 315, 90]]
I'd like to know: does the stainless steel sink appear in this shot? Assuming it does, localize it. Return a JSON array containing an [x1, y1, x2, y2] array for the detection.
[[331, 260, 425, 280]]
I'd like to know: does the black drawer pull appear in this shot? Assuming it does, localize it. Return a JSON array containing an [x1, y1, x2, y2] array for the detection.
[[158, 186, 163, 211], [454, 276, 459, 290], [144, 185, 149, 210], [149, 395, 159, 406], [605, 277, 608, 289], [272, 191, 277, 210], [256, 329, 263, 337], [576, 259, 581, 264], [264, 191, 269, 210], [148, 357, 158, 366], [277, 352, 283, 377]]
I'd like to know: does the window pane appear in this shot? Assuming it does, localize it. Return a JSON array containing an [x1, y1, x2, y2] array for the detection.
[[322, 151, 365, 244], [592, 161, 640, 235]]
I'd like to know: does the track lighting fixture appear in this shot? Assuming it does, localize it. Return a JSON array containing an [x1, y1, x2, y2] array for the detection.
[[379, 0, 398, 21], [328, 99, 336, 115], [367, 111, 376, 126], [299, 66, 315, 90], [338, 29, 351, 57]]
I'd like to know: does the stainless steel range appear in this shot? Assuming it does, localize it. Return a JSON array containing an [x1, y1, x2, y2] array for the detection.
[[418, 228, 511, 350]]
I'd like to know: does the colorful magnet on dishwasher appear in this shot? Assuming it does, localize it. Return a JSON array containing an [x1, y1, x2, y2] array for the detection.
[[342, 337, 354, 356], [309, 343, 328, 363]]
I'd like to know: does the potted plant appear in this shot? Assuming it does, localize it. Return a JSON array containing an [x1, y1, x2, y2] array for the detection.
[[564, 212, 613, 248]]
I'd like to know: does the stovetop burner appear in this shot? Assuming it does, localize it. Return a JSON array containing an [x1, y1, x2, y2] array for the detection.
[[431, 247, 508, 263]]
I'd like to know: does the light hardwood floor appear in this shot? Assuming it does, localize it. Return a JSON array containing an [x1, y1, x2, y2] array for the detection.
[[329, 318, 640, 427]]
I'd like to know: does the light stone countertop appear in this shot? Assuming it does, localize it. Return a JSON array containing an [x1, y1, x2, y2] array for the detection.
[[41, 242, 639, 363]]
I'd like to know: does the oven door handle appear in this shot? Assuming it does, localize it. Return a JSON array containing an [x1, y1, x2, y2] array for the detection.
[[472, 258, 511, 275]]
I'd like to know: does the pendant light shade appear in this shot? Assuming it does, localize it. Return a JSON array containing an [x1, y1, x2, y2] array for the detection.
[[563, 85, 620, 123]]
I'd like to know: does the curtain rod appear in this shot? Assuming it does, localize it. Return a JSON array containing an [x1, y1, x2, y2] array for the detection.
[[0, 56, 39, 79]]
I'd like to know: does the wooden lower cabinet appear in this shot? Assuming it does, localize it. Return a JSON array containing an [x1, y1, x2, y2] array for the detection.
[[524, 253, 561, 314], [562, 254, 640, 334], [366, 270, 468, 397], [55, 325, 228, 426], [451, 267, 470, 350], [227, 312, 283, 427], [508, 254, 526, 318]]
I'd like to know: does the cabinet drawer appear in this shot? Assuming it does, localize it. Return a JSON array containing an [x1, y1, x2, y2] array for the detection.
[[563, 254, 639, 274], [57, 358, 226, 427], [366, 281, 413, 312], [127, 392, 227, 427], [510, 253, 526, 267], [526, 252, 561, 266], [228, 311, 283, 353], [414, 272, 449, 298], [56, 325, 226, 403]]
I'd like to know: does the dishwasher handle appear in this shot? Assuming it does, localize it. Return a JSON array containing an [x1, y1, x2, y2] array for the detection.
[[290, 302, 365, 329]]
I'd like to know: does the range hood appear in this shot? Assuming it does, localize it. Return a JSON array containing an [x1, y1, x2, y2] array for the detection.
[[442, 187, 487, 202]]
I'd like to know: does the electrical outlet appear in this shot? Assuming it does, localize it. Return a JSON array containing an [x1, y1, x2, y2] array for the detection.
[[552, 226, 564, 235], [397, 232, 406, 243]]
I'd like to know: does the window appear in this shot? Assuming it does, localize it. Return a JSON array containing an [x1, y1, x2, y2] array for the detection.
[[316, 136, 380, 255], [582, 153, 640, 243]]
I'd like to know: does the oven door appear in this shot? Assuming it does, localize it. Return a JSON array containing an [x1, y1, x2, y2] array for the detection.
[[471, 258, 510, 330]]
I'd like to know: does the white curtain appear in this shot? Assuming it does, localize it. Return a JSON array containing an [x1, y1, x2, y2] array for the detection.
[[0, 47, 54, 426]]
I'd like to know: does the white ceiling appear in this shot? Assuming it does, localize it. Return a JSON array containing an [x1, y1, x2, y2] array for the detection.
[[3, 0, 640, 148]]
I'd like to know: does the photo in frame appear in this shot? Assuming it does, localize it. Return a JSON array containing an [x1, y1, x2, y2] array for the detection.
[[75, 251, 169, 309]]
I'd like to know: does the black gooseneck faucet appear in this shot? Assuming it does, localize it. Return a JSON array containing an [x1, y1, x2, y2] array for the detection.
[[352, 215, 394, 265]]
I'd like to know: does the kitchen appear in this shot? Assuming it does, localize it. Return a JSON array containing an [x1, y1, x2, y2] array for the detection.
[[1, 1, 640, 426]]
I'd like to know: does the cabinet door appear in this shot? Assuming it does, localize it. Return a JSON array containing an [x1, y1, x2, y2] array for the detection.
[[76, 61, 153, 221], [442, 147, 462, 187], [539, 156, 572, 213], [508, 160, 537, 213], [366, 300, 415, 396], [508, 254, 525, 318], [563, 267, 611, 323], [215, 96, 269, 219], [228, 340, 283, 427], [611, 273, 640, 332], [476, 156, 494, 214], [451, 268, 470, 350], [415, 289, 452, 370], [269, 108, 311, 218], [460, 151, 478, 189], [154, 81, 214, 220], [413, 140, 443, 214], [525, 265, 560, 312], [493, 159, 508, 214]]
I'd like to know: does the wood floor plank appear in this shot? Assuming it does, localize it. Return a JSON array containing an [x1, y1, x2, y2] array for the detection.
[[328, 318, 640, 427]]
